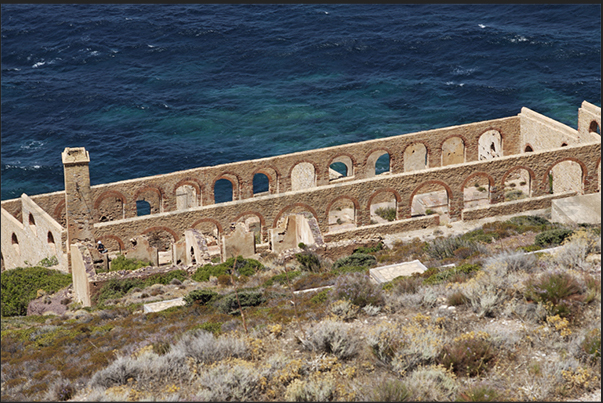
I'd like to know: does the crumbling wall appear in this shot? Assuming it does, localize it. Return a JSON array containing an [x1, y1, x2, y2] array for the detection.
[[519, 108, 580, 152], [71, 243, 95, 307], [1, 194, 68, 272]]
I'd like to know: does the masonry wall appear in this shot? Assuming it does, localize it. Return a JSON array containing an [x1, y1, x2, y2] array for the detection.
[[1, 194, 68, 272]]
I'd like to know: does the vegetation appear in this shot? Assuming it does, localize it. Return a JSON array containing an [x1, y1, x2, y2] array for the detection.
[[375, 207, 396, 221], [1, 266, 72, 317], [192, 256, 264, 282], [109, 254, 152, 272], [1, 216, 600, 402]]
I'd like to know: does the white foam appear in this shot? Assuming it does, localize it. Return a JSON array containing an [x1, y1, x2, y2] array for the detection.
[[478, 24, 486, 28], [32, 61, 46, 68]]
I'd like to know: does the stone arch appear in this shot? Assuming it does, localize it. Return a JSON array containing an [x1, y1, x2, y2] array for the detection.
[[252, 166, 280, 195], [47, 231, 56, 254], [212, 172, 241, 203], [133, 186, 164, 214], [368, 188, 401, 224], [94, 190, 127, 222], [290, 161, 318, 191], [409, 180, 452, 217], [502, 166, 534, 201], [11, 233, 20, 255], [544, 158, 587, 195], [53, 199, 66, 228], [28, 212, 37, 235], [328, 154, 355, 180], [478, 129, 502, 160], [326, 195, 359, 232], [462, 172, 495, 208], [524, 144, 534, 152], [141, 226, 179, 252], [273, 203, 319, 228], [192, 218, 223, 249], [173, 179, 202, 209], [403, 142, 429, 172], [234, 211, 266, 243], [441, 136, 466, 166], [96, 234, 125, 252], [589, 120, 600, 135], [365, 148, 393, 177]]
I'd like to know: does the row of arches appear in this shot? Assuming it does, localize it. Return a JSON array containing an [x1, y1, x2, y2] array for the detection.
[[95, 157, 596, 256]]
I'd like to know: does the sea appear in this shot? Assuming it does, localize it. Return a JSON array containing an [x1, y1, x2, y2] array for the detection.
[[1, 4, 601, 202]]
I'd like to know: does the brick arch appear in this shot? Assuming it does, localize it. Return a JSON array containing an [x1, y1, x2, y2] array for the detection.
[[96, 234, 125, 251], [325, 195, 360, 224], [461, 172, 495, 191], [133, 185, 165, 201], [234, 211, 267, 229], [478, 127, 506, 141], [191, 218, 224, 236], [272, 203, 319, 228], [501, 166, 536, 186], [438, 134, 468, 150], [252, 165, 281, 182], [401, 141, 432, 158], [252, 165, 281, 194], [364, 147, 395, 168], [367, 188, 402, 207], [141, 226, 180, 242], [287, 159, 321, 179], [541, 157, 588, 186], [408, 180, 453, 210], [53, 199, 65, 224], [211, 171, 242, 202], [327, 153, 357, 176], [172, 178, 203, 197], [93, 190, 127, 210]]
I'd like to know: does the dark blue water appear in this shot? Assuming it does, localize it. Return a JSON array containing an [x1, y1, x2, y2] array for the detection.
[[1, 4, 600, 201]]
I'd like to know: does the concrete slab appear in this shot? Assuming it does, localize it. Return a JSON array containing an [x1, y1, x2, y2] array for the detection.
[[369, 260, 428, 284], [551, 193, 601, 225], [143, 297, 185, 313]]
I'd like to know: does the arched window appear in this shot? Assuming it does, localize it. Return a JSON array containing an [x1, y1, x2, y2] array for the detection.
[[589, 120, 601, 135], [11, 233, 20, 255], [48, 231, 56, 253], [524, 145, 533, 152], [214, 179, 234, 203], [253, 173, 270, 195], [375, 153, 390, 175], [136, 200, 151, 216]]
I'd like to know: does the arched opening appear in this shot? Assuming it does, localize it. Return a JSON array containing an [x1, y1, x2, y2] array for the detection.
[[404, 143, 428, 172], [329, 155, 354, 181], [135, 188, 162, 215], [441, 137, 465, 166], [329, 162, 348, 179], [328, 198, 356, 232], [28, 213, 36, 235], [369, 191, 397, 224], [375, 153, 390, 175], [411, 183, 449, 219], [11, 233, 20, 255], [214, 179, 234, 203], [589, 120, 600, 135], [524, 145, 533, 152], [47, 231, 56, 254], [549, 160, 583, 195], [253, 173, 270, 196], [176, 184, 198, 210], [145, 229, 176, 264], [478, 130, 502, 160], [504, 168, 531, 201], [463, 175, 491, 209], [561, 142, 568, 147], [291, 162, 316, 191], [136, 200, 151, 216]]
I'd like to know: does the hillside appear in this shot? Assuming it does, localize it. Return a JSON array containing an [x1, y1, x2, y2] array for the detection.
[[1, 212, 600, 402]]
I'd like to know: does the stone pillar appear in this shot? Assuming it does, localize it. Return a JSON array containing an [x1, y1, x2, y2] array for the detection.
[[62, 148, 94, 251]]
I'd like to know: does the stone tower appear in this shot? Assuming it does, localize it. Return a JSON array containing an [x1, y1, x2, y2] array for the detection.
[[62, 147, 94, 248]]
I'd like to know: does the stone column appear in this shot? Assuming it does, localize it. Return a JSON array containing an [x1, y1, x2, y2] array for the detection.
[[62, 147, 94, 249]]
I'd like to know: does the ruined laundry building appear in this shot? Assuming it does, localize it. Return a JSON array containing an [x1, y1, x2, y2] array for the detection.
[[1, 101, 600, 306]]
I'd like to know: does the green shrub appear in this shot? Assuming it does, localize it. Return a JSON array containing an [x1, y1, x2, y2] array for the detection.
[[109, 254, 152, 271], [524, 272, 585, 318], [353, 242, 383, 255], [293, 273, 336, 291], [1, 266, 72, 317], [331, 273, 384, 308], [391, 275, 424, 294], [94, 278, 144, 304], [371, 378, 411, 402], [438, 335, 496, 377], [424, 264, 481, 285], [534, 229, 573, 248], [216, 290, 266, 314], [295, 251, 322, 272], [332, 253, 377, 271], [375, 207, 396, 221], [581, 328, 601, 359], [428, 236, 486, 260], [310, 290, 329, 304], [263, 270, 302, 287], [455, 383, 503, 401], [184, 289, 219, 306], [192, 321, 223, 336], [447, 291, 469, 306], [192, 256, 263, 282]]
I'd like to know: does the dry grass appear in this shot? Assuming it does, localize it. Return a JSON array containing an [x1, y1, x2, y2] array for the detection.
[[1, 220, 600, 402]]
